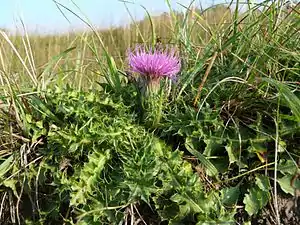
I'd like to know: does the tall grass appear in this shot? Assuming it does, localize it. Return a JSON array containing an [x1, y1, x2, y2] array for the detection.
[[0, 4, 232, 88]]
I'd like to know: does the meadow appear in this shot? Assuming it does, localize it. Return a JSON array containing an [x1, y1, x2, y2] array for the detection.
[[0, 0, 299, 224]]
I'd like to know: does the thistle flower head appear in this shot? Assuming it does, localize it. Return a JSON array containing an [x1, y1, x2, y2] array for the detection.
[[127, 45, 181, 80]]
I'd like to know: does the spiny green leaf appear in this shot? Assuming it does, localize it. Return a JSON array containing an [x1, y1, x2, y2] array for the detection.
[[70, 151, 110, 205]]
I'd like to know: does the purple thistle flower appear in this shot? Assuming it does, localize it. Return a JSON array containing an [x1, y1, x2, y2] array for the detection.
[[128, 45, 181, 81]]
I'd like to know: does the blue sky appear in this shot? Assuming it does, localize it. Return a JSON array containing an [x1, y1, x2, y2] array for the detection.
[[0, 0, 222, 34]]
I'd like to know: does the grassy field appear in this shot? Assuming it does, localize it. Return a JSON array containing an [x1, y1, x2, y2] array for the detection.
[[0, 1, 300, 224], [0, 4, 231, 88]]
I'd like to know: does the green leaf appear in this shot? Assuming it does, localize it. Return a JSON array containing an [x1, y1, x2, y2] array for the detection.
[[277, 160, 298, 175], [30, 96, 61, 124], [70, 151, 110, 205], [277, 175, 300, 196], [243, 186, 270, 216], [203, 138, 223, 157], [185, 138, 219, 179], [247, 141, 268, 163], [36, 120, 44, 129], [278, 140, 286, 153], [263, 78, 300, 121], [25, 114, 32, 123], [248, 142, 265, 154], [225, 141, 238, 164], [0, 155, 14, 179], [3, 179, 18, 197], [221, 186, 240, 206], [170, 193, 204, 214], [255, 175, 271, 192]]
